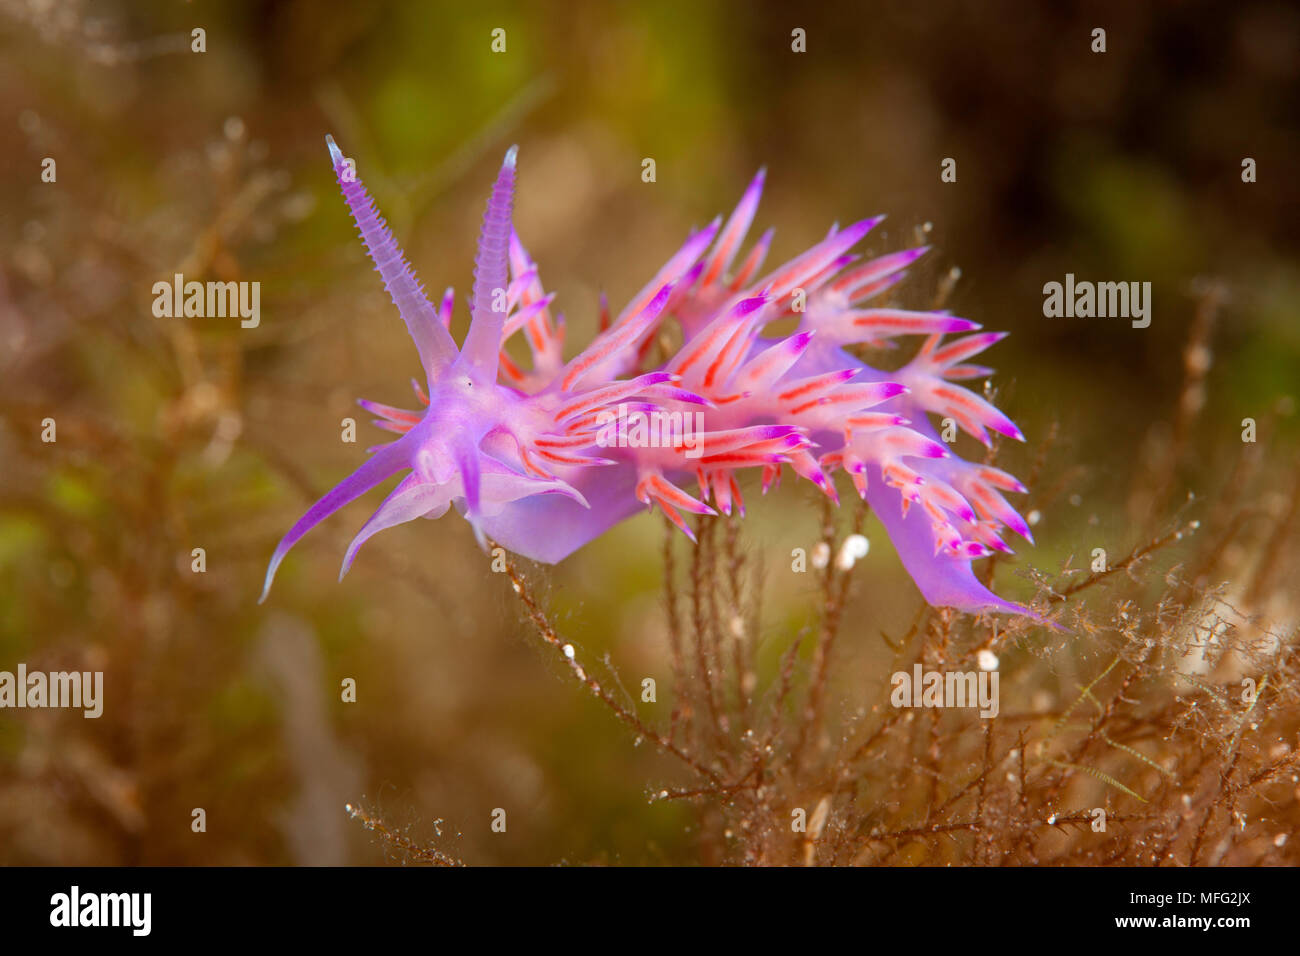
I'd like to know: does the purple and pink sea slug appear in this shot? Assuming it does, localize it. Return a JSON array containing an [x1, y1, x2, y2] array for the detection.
[[261, 138, 1036, 616]]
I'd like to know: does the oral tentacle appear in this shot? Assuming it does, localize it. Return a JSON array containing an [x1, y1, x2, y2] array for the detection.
[[260, 434, 412, 603]]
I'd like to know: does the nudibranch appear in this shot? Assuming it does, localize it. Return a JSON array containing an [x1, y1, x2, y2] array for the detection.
[[261, 138, 1034, 615]]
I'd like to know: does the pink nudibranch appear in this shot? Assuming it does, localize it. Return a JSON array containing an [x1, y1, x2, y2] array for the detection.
[[261, 137, 1036, 617]]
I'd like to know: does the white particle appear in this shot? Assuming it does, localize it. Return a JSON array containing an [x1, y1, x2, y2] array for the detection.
[[562, 643, 575, 659], [977, 648, 999, 671], [835, 534, 869, 570]]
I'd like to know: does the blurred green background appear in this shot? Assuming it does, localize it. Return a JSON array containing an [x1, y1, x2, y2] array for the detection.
[[1, 0, 1297, 864]]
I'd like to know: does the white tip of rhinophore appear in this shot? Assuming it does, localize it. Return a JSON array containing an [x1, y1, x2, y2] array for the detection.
[[325, 134, 343, 166], [504, 144, 518, 169]]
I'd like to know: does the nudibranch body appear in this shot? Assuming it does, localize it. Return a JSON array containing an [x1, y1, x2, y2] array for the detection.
[[261, 138, 1034, 615]]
